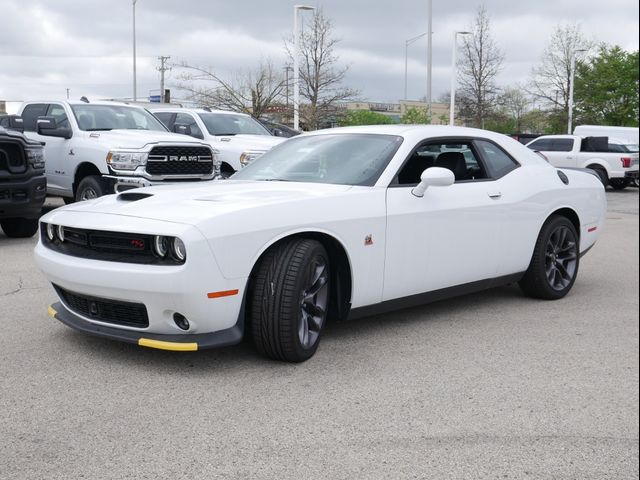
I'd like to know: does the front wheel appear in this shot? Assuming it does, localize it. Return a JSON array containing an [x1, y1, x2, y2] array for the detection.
[[0, 218, 39, 238], [75, 175, 106, 201], [519, 215, 579, 300], [249, 239, 330, 362]]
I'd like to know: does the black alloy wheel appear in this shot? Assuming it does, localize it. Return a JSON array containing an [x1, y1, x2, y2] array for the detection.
[[249, 238, 331, 362], [519, 215, 580, 300]]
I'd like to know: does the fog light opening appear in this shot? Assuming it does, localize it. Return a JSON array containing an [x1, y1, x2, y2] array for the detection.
[[173, 313, 190, 331]]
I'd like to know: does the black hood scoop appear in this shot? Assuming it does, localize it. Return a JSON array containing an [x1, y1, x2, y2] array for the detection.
[[118, 192, 154, 202]]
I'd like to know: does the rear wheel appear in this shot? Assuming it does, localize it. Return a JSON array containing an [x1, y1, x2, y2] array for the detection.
[[0, 218, 39, 238], [75, 175, 106, 201], [609, 178, 629, 190], [588, 166, 608, 188], [249, 238, 330, 362], [519, 215, 579, 300]]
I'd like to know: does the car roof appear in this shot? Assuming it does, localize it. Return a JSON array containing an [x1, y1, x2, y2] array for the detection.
[[24, 100, 148, 108], [149, 107, 250, 117], [305, 124, 515, 141]]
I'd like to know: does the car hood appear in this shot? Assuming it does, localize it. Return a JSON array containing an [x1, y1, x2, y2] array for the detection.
[[52, 181, 353, 226], [86, 129, 207, 149], [211, 134, 285, 150]]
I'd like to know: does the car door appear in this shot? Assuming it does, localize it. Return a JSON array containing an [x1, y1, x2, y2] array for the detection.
[[383, 138, 506, 301], [21, 103, 72, 195]]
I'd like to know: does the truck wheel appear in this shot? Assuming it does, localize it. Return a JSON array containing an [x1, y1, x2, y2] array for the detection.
[[0, 218, 39, 238], [76, 176, 106, 201], [609, 178, 629, 190], [248, 238, 330, 362], [519, 215, 579, 300], [588, 166, 608, 188], [63, 197, 75, 205]]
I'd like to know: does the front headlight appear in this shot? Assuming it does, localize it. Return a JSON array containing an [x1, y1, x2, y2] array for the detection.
[[239, 150, 265, 167], [26, 147, 45, 169], [106, 150, 148, 170]]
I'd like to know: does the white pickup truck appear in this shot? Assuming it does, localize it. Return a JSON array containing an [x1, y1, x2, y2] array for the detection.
[[17, 100, 218, 202], [151, 108, 284, 177], [526, 134, 639, 190]]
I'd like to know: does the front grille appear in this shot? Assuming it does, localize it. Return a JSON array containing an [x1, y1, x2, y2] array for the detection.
[[0, 141, 27, 174], [54, 284, 149, 328], [146, 145, 213, 176], [41, 225, 184, 265]]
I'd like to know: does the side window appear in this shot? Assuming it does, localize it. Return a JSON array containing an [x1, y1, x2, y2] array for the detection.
[[175, 113, 203, 138], [396, 140, 488, 185], [475, 140, 519, 178], [21, 104, 48, 132], [527, 138, 551, 151], [47, 104, 69, 129], [608, 144, 625, 153], [153, 112, 174, 129], [551, 139, 574, 152]]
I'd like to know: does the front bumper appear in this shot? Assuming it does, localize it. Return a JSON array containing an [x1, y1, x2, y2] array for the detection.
[[0, 175, 46, 218], [104, 175, 217, 194], [48, 302, 243, 351], [34, 214, 247, 343]]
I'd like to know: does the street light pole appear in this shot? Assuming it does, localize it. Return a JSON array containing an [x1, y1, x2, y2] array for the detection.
[[293, 5, 315, 131], [449, 30, 471, 126], [426, 0, 433, 118], [133, 0, 138, 102], [404, 32, 427, 101], [568, 48, 587, 134]]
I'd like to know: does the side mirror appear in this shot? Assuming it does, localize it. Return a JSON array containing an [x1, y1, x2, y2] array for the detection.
[[272, 128, 284, 137], [173, 124, 192, 136], [36, 116, 73, 139], [1, 115, 25, 132], [411, 167, 455, 197]]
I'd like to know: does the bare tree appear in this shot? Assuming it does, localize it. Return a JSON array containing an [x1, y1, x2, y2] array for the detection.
[[175, 60, 285, 119], [458, 5, 504, 128], [498, 85, 531, 132], [287, 9, 358, 130], [529, 24, 593, 130]]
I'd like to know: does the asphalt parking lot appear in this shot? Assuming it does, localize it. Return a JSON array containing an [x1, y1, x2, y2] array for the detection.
[[1, 189, 638, 480]]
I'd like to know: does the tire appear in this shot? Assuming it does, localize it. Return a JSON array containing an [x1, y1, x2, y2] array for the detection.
[[0, 218, 39, 238], [248, 238, 331, 362], [609, 178, 629, 190], [589, 166, 608, 188], [519, 215, 580, 300], [75, 175, 106, 201]]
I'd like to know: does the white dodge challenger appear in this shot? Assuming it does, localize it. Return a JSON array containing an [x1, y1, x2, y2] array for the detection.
[[35, 126, 606, 362]]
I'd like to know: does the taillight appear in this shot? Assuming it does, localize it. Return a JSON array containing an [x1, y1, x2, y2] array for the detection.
[[621, 157, 632, 168]]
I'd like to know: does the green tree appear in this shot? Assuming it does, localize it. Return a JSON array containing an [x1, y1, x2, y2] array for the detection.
[[400, 106, 430, 124], [575, 46, 639, 127], [338, 110, 395, 126]]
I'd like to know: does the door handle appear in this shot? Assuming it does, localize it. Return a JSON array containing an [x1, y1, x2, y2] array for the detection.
[[488, 192, 502, 199]]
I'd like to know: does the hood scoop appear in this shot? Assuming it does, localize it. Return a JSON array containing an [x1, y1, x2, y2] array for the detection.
[[118, 192, 154, 202]]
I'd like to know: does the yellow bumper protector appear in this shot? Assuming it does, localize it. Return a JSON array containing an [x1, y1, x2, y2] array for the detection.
[[138, 338, 198, 352], [48, 305, 58, 319]]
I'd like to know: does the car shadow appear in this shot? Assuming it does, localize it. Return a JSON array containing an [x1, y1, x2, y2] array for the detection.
[[50, 283, 530, 374]]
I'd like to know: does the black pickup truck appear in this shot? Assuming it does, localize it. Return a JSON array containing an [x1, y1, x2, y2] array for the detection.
[[0, 120, 46, 237]]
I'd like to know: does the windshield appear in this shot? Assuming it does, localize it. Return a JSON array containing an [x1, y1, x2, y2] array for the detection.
[[231, 133, 403, 186], [198, 113, 271, 136], [71, 105, 168, 132]]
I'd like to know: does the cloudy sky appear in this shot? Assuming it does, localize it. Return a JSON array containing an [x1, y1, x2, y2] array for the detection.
[[1, 0, 638, 109]]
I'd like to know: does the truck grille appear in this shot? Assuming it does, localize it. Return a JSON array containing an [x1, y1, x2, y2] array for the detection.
[[0, 141, 27, 174], [54, 284, 149, 328], [146, 145, 213, 176]]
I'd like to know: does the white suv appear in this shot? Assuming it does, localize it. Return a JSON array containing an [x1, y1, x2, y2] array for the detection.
[[152, 108, 285, 177]]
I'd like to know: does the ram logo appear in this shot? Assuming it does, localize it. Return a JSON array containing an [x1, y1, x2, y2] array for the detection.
[[169, 155, 200, 162]]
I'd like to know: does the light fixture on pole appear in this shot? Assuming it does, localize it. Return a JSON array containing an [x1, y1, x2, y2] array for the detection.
[[449, 30, 471, 126], [293, 5, 315, 131], [133, 0, 138, 102], [404, 32, 427, 101], [568, 48, 587, 134]]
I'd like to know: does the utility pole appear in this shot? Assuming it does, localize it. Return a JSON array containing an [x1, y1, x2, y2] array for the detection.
[[426, 0, 433, 119], [66, 88, 70, 100], [157, 56, 171, 103], [284, 65, 293, 107]]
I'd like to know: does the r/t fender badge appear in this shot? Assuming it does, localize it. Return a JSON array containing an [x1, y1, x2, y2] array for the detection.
[[364, 234, 373, 246]]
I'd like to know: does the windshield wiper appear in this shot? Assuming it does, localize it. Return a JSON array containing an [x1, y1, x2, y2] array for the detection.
[[85, 128, 112, 131], [215, 133, 237, 136], [255, 178, 292, 182]]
